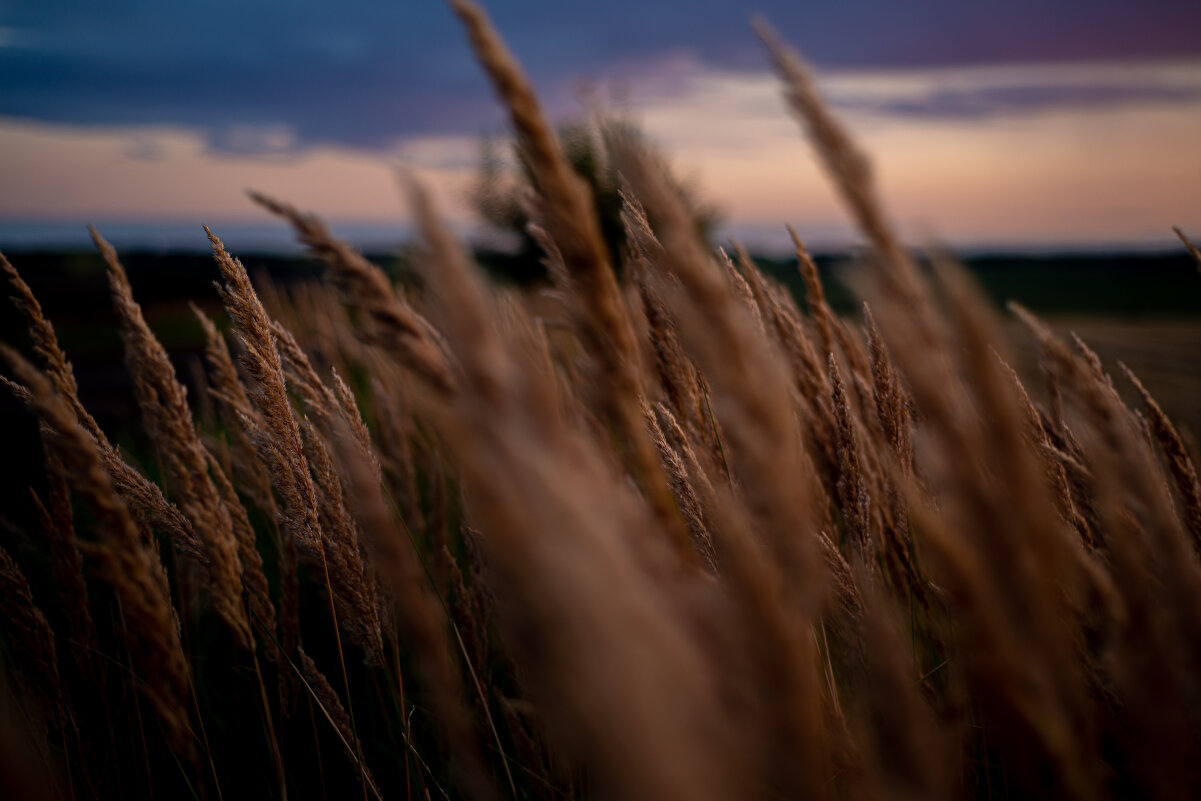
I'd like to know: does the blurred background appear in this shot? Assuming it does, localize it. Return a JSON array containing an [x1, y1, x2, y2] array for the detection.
[[1, 0, 1200, 453]]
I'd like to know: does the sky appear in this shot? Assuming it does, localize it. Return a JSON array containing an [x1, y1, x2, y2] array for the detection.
[[1, 0, 1200, 252]]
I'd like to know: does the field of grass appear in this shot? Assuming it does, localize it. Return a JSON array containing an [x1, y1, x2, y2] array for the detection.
[[2, 2, 1200, 800]]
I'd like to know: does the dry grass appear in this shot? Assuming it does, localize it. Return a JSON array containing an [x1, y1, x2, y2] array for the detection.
[[1, 4, 1199, 800]]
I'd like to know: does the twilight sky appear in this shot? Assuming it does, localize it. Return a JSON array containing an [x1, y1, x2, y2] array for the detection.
[[2, 0, 1200, 251]]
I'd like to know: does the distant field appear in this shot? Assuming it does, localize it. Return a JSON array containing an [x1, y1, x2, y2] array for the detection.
[[1005, 316, 1201, 445], [760, 250, 1201, 317]]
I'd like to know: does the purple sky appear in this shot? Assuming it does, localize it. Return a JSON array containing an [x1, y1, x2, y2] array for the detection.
[[3, 0, 1200, 151]]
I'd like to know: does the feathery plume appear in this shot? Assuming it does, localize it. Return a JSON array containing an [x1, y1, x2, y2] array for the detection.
[[446, 1, 683, 550], [1120, 362, 1201, 552], [4, 348, 194, 762], [788, 226, 835, 357], [93, 227, 252, 649], [4, 250, 201, 557], [248, 192, 457, 395]]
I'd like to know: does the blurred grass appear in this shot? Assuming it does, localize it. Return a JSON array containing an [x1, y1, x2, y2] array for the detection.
[[0, 243, 1197, 799], [1005, 316, 1201, 448], [3, 245, 1196, 451]]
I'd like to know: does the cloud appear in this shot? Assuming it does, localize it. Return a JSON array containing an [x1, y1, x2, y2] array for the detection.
[[845, 84, 1201, 118], [205, 125, 300, 158], [2, 0, 1201, 153], [119, 135, 167, 162], [823, 61, 1201, 119], [395, 135, 481, 171]]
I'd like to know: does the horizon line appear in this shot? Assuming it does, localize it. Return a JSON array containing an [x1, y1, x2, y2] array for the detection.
[[0, 219, 1192, 260]]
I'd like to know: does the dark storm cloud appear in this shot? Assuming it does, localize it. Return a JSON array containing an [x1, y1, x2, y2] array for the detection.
[[2, 0, 1199, 151]]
